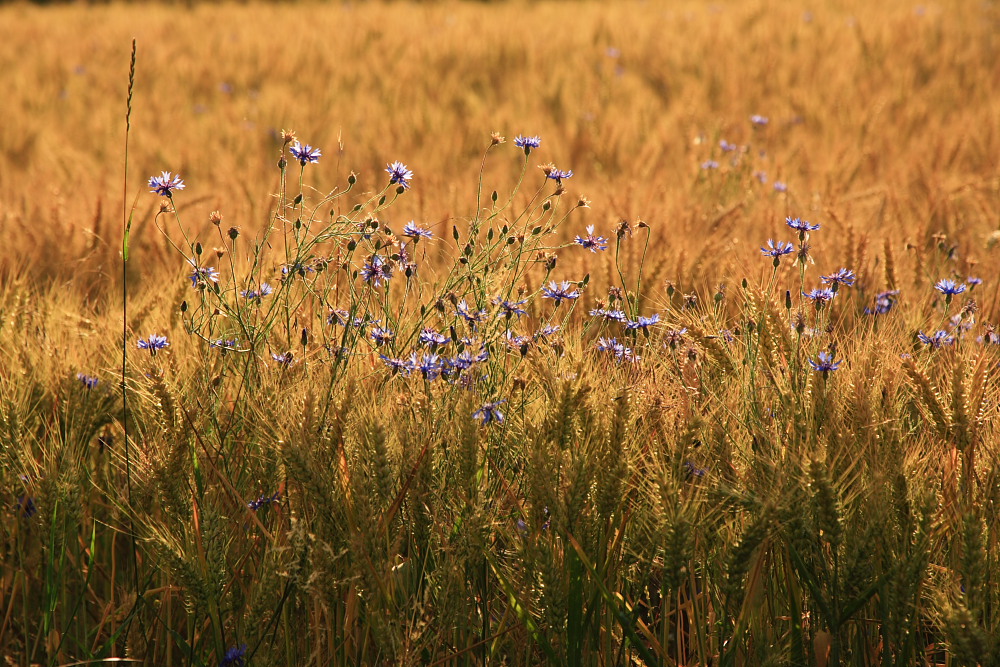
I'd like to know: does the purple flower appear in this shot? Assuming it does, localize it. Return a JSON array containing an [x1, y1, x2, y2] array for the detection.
[[701, 160, 720, 170], [542, 280, 580, 305], [248, 492, 280, 511], [289, 141, 321, 165], [241, 282, 273, 301], [808, 351, 842, 373], [455, 300, 487, 327], [380, 354, 412, 375], [76, 373, 99, 389], [596, 337, 637, 361], [514, 135, 541, 152], [504, 331, 532, 353], [211, 339, 238, 351], [802, 288, 836, 304], [148, 171, 185, 197], [626, 314, 661, 331], [750, 114, 769, 126], [574, 225, 608, 252], [370, 326, 395, 346], [719, 139, 737, 152], [761, 239, 795, 258], [917, 330, 954, 348], [534, 324, 561, 339], [419, 327, 450, 348], [281, 261, 316, 279], [546, 168, 574, 183], [786, 216, 820, 232], [866, 289, 899, 315], [386, 161, 413, 189], [402, 221, 432, 240], [361, 255, 393, 287], [219, 644, 247, 667], [967, 277, 983, 287], [684, 461, 707, 478], [188, 260, 220, 288], [137, 334, 169, 354], [473, 400, 506, 426], [664, 328, 688, 349], [934, 279, 966, 296], [820, 268, 856, 288], [590, 308, 629, 324], [272, 352, 294, 366], [494, 296, 528, 319], [414, 353, 443, 380], [773, 181, 788, 193]]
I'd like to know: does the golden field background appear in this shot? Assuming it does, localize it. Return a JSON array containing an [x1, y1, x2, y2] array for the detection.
[[1, 0, 997, 299], [3, 1, 1000, 665]]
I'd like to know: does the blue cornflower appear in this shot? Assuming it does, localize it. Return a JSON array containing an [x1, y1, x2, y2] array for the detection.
[[934, 279, 966, 296], [386, 161, 413, 189], [494, 296, 528, 319], [415, 353, 443, 380], [370, 326, 395, 346], [684, 461, 707, 478], [402, 221, 433, 241], [596, 337, 637, 361], [361, 255, 393, 287], [241, 282, 273, 301], [473, 400, 506, 426], [664, 327, 688, 349], [455, 300, 487, 327], [281, 261, 316, 280], [719, 139, 737, 152], [626, 314, 661, 331], [248, 492, 280, 511], [137, 334, 169, 355], [590, 308, 629, 324], [148, 171, 185, 197], [802, 288, 837, 305], [504, 331, 532, 353], [15, 494, 36, 519], [380, 354, 412, 375], [272, 352, 294, 366], [773, 181, 788, 193], [750, 114, 769, 126], [534, 324, 561, 339], [188, 260, 220, 288], [701, 160, 720, 170], [821, 268, 856, 287], [210, 339, 238, 351], [76, 373, 99, 389], [917, 330, 955, 349], [419, 327, 450, 348], [754, 170, 768, 183], [967, 277, 983, 287], [761, 239, 795, 260], [542, 281, 580, 305], [514, 135, 541, 152], [808, 351, 842, 373], [574, 225, 609, 252], [327, 309, 365, 327], [447, 351, 476, 372], [545, 167, 574, 183], [219, 644, 247, 667], [866, 289, 899, 315], [786, 216, 820, 232], [289, 141, 321, 165]]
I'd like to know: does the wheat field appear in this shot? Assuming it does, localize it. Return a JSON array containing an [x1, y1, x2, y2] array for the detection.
[[1, 1, 999, 665]]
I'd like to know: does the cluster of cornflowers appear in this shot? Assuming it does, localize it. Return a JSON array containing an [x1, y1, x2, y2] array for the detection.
[[596, 336, 640, 362], [379, 348, 489, 381]]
